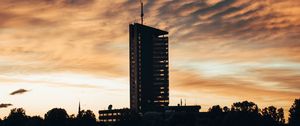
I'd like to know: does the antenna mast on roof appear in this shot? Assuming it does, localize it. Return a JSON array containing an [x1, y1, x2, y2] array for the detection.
[[140, 0, 144, 24]]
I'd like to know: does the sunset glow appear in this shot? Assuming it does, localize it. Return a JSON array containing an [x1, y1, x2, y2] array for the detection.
[[0, 0, 299, 120]]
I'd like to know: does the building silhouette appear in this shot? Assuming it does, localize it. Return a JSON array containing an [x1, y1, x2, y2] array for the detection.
[[98, 2, 200, 124], [98, 108, 133, 124], [129, 23, 169, 113]]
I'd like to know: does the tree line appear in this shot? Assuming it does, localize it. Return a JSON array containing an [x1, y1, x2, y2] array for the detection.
[[0, 108, 98, 126], [0, 99, 299, 126]]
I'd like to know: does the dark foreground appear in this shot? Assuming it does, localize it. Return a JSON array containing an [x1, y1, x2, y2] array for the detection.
[[0, 99, 299, 126]]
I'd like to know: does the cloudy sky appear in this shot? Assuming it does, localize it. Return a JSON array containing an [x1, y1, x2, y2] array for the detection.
[[0, 0, 300, 119]]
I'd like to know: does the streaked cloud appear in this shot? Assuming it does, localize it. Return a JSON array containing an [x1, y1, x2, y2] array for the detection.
[[10, 89, 29, 95], [172, 69, 300, 99], [0, 0, 299, 119], [0, 103, 13, 108], [250, 68, 300, 91]]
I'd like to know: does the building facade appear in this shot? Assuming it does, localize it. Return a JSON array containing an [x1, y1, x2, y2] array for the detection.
[[129, 23, 169, 113], [99, 108, 133, 124]]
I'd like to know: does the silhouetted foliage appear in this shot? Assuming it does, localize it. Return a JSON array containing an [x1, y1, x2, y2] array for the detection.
[[222, 110, 262, 126], [208, 105, 223, 113], [277, 108, 285, 125], [221, 101, 262, 126], [1, 108, 94, 126], [223, 106, 230, 113], [44, 108, 69, 126], [26, 116, 44, 126], [3, 108, 28, 126], [77, 110, 97, 126], [289, 99, 300, 126], [68, 114, 77, 126], [261, 106, 285, 126], [231, 101, 259, 113], [0, 101, 292, 126]]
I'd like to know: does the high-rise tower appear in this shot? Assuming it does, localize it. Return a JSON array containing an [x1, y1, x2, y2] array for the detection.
[[129, 23, 169, 112]]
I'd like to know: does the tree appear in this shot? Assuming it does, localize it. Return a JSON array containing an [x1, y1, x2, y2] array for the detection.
[[222, 101, 262, 126], [4, 108, 28, 126], [44, 108, 69, 126], [289, 99, 300, 126], [261, 106, 285, 126], [277, 108, 285, 125], [26, 116, 44, 126], [0, 118, 2, 126], [223, 106, 230, 113], [68, 114, 77, 126], [77, 110, 97, 126], [208, 105, 224, 126], [208, 105, 223, 113], [231, 101, 259, 113]]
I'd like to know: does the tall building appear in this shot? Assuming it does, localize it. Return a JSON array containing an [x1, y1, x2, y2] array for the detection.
[[98, 3, 200, 123], [129, 23, 169, 113]]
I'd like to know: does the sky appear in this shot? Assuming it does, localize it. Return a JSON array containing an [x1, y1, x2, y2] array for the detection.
[[0, 0, 300, 119]]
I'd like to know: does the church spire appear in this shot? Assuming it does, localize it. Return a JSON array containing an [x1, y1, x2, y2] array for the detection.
[[78, 101, 81, 115]]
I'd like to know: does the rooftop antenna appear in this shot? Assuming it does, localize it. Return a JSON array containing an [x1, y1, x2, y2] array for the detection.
[[140, 0, 144, 24], [180, 99, 183, 106]]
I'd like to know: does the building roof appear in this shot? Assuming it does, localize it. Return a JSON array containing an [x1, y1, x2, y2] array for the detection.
[[131, 23, 168, 35]]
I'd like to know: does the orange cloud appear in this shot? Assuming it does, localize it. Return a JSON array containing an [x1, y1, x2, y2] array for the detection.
[[0, 0, 299, 119]]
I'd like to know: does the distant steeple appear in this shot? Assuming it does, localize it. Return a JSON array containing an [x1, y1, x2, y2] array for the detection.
[[78, 101, 81, 115]]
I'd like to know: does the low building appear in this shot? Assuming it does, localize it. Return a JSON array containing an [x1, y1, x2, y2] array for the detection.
[[164, 105, 201, 113], [98, 105, 200, 125], [98, 108, 138, 125]]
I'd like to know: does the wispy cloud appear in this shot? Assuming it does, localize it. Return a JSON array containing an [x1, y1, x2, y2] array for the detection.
[[0, 103, 13, 108], [10, 89, 29, 95], [0, 0, 299, 118]]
